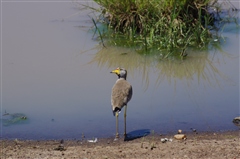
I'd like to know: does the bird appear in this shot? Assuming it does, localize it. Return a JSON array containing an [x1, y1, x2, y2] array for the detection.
[[110, 67, 133, 139]]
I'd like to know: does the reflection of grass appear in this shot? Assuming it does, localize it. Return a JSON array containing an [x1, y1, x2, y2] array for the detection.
[[89, 45, 229, 90], [155, 52, 217, 87]]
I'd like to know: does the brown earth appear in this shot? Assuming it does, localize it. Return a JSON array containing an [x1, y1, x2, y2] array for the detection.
[[1, 130, 239, 159]]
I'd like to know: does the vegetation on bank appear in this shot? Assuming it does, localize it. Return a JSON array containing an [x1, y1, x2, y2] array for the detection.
[[89, 0, 238, 58]]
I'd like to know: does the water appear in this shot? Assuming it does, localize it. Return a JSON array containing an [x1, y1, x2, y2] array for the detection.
[[1, 1, 239, 140]]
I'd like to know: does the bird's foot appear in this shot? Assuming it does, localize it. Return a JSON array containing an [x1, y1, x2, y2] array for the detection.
[[123, 133, 128, 141], [114, 133, 119, 141]]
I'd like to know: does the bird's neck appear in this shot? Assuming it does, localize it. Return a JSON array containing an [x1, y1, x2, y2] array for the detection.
[[118, 76, 126, 80]]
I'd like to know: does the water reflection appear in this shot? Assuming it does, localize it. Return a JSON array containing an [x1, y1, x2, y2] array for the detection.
[[89, 45, 231, 90], [87, 43, 238, 135]]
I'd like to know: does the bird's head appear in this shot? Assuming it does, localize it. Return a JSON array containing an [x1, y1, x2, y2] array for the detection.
[[110, 67, 127, 80]]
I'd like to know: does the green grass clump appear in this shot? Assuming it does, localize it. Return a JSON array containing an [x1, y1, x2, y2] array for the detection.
[[91, 0, 235, 57]]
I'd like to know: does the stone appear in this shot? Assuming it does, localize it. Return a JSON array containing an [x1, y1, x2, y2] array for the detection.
[[174, 134, 187, 140], [232, 117, 240, 126]]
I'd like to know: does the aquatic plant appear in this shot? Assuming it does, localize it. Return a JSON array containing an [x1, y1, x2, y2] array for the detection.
[[2, 113, 28, 126], [87, 0, 238, 58]]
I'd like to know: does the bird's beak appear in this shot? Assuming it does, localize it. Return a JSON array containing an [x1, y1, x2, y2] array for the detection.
[[110, 69, 120, 75]]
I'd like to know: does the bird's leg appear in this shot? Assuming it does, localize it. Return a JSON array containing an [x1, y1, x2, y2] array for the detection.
[[115, 112, 119, 139], [124, 105, 127, 138]]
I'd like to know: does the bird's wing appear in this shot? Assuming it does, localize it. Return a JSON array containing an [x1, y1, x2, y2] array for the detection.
[[111, 79, 132, 108]]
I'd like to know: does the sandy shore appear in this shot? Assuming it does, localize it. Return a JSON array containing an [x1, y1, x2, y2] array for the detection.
[[1, 130, 239, 159]]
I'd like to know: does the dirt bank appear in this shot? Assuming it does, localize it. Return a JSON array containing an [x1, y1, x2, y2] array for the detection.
[[1, 131, 239, 159]]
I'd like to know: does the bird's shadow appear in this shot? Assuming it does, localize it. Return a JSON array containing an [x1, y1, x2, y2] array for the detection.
[[124, 129, 151, 141]]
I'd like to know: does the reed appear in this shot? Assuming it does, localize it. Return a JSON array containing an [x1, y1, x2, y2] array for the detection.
[[90, 0, 237, 57], [91, 18, 106, 48]]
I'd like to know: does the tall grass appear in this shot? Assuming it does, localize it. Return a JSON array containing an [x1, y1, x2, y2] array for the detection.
[[90, 0, 237, 57]]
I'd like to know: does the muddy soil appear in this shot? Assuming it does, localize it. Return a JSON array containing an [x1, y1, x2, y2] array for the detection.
[[1, 131, 239, 159]]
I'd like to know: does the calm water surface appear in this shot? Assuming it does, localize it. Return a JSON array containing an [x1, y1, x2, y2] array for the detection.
[[1, 1, 239, 140]]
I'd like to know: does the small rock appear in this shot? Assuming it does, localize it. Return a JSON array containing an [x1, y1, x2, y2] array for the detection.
[[161, 138, 167, 143], [87, 138, 98, 143], [190, 128, 197, 133], [233, 117, 240, 126], [174, 134, 187, 140], [178, 129, 182, 134], [161, 138, 173, 143]]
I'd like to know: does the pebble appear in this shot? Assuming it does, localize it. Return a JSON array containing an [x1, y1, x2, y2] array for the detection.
[[87, 138, 98, 143], [161, 138, 173, 143], [174, 134, 187, 140], [232, 117, 240, 126]]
